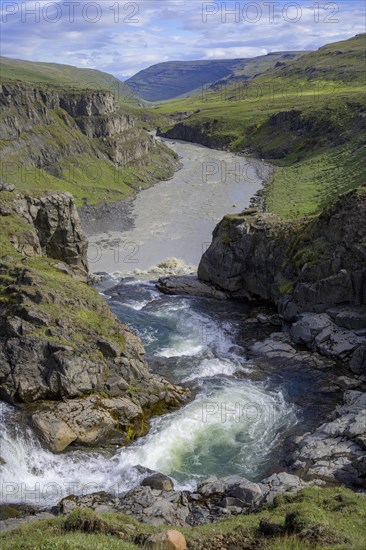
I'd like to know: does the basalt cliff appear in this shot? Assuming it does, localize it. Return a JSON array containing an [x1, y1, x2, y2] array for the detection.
[[0, 187, 190, 453], [0, 81, 179, 206], [197, 186, 366, 369]]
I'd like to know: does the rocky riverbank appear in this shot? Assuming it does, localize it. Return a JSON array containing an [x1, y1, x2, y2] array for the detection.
[[1, 155, 365, 541], [0, 188, 190, 454], [57, 471, 317, 527], [156, 185, 366, 495]]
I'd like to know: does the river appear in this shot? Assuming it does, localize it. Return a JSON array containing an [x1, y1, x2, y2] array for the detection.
[[0, 139, 336, 507], [87, 138, 270, 273]]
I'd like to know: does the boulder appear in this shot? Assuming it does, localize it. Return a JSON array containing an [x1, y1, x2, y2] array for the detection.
[[30, 395, 143, 451], [350, 345, 366, 375], [145, 530, 187, 549], [141, 474, 174, 491], [0, 183, 15, 192], [291, 313, 332, 345], [157, 275, 228, 299], [288, 390, 366, 487], [31, 412, 77, 452], [119, 486, 190, 526]]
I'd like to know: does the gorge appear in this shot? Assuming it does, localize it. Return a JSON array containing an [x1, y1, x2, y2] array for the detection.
[[0, 33, 365, 550]]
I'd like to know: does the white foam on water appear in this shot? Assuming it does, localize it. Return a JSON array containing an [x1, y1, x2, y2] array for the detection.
[[0, 378, 297, 505], [182, 357, 241, 381], [118, 379, 297, 483], [158, 343, 204, 358]]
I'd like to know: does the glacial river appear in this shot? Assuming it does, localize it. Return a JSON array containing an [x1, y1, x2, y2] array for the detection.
[[0, 140, 335, 506], [87, 138, 270, 273]]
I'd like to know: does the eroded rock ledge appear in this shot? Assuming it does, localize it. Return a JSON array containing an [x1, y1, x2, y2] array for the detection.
[[198, 187, 366, 311], [160, 187, 366, 368], [59, 471, 316, 527], [0, 191, 190, 452]]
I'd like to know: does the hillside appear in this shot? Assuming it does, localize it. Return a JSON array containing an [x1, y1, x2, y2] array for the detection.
[[272, 32, 366, 84], [157, 34, 366, 219], [0, 81, 178, 207], [125, 52, 305, 102], [0, 56, 139, 106]]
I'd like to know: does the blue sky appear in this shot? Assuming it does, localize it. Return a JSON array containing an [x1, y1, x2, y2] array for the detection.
[[1, 1, 365, 79]]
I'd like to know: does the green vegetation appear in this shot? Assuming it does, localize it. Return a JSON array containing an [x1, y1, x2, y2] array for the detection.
[[0, 83, 177, 206], [155, 34, 366, 219], [1, 486, 365, 549], [0, 56, 139, 107], [125, 52, 305, 102], [0, 209, 126, 352]]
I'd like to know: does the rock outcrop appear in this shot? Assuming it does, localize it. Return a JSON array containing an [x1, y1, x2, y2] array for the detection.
[[287, 390, 366, 487], [0, 82, 179, 189], [59, 471, 314, 526], [157, 275, 229, 299], [14, 192, 88, 278], [0, 265, 190, 450], [158, 120, 231, 149], [197, 187, 366, 365], [0, 193, 190, 452], [198, 187, 366, 312]]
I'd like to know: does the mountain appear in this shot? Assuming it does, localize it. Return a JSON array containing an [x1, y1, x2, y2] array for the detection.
[[271, 32, 366, 83], [125, 52, 306, 102]]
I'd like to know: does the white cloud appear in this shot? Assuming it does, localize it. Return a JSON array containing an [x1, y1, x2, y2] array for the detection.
[[0, 0, 364, 78]]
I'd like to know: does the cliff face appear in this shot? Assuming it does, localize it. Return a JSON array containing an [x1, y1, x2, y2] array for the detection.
[[198, 186, 366, 312], [0, 190, 190, 452], [198, 187, 366, 368], [0, 82, 179, 204], [13, 192, 88, 278], [158, 120, 231, 149]]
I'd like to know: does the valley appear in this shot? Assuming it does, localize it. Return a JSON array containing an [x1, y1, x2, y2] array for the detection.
[[0, 31, 365, 550]]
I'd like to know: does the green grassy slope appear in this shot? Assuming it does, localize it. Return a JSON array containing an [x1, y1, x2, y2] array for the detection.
[[0, 59, 178, 206], [126, 52, 305, 102], [0, 56, 139, 106], [1, 486, 365, 549], [155, 34, 366, 219]]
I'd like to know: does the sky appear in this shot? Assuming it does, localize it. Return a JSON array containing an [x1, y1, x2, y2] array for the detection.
[[0, 0, 365, 79]]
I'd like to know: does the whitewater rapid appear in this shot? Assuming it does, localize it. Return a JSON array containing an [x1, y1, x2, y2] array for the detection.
[[1, 140, 295, 507], [0, 275, 298, 506]]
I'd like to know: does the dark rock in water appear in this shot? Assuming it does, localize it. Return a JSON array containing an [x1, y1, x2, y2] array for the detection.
[[157, 275, 228, 300], [141, 473, 174, 491], [350, 345, 366, 375]]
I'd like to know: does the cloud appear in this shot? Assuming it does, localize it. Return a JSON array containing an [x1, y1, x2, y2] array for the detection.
[[1, 0, 364, 78]]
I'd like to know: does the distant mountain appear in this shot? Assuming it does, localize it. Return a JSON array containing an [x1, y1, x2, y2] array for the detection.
[[0, 56, 138, 105], [125, 52, 306, 102]]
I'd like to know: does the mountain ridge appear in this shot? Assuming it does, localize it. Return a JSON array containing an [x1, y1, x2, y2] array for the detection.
[[125, 52, 307, 101]]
